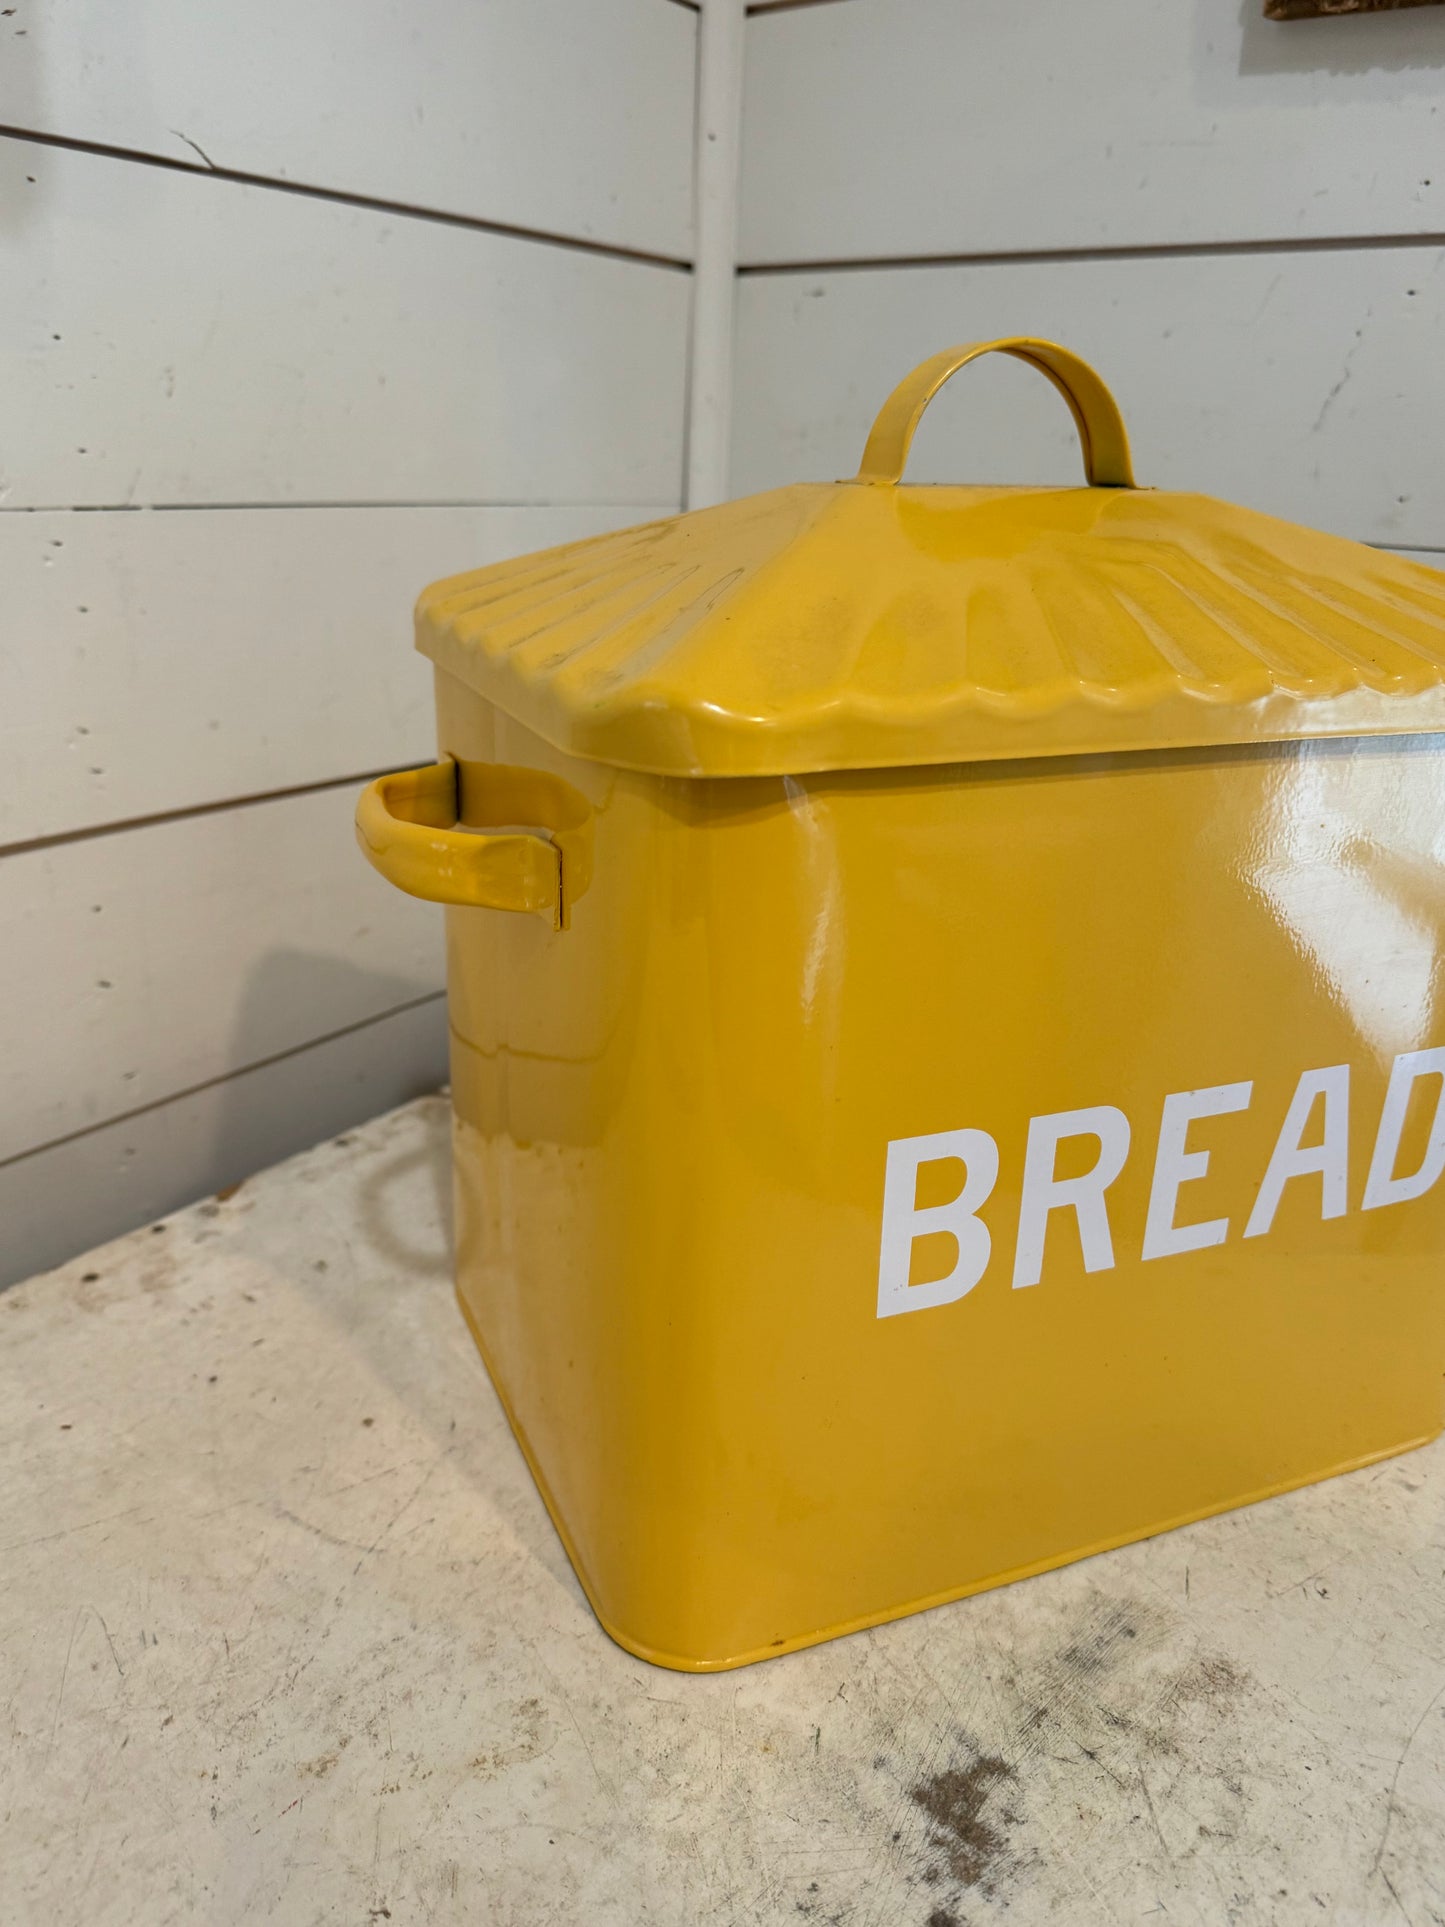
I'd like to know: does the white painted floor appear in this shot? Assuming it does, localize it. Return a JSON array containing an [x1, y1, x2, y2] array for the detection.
[[3, 1095, 1443, 1926]]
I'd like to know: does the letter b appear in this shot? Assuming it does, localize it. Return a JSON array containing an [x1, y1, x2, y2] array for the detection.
[[877, 1129, 1000, 1318]]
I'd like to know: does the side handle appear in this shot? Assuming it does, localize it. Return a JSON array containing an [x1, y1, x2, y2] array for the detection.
[[355, 758, 592, 931]]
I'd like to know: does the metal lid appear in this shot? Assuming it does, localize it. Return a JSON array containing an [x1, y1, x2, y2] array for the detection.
[[415, 338, 1445, 778]]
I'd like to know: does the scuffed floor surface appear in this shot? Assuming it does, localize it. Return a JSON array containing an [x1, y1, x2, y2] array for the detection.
[[3, 1095, 1444, 1926]]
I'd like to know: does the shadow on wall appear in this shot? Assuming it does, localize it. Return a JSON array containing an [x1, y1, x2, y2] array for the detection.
[[1233, 0, 1445, 79], [0, 948, 448, 1288], [207, 945, 449, 1207]]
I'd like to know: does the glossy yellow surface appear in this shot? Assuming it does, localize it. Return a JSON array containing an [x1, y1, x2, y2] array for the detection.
[[415, 341, 1445, 780], [362, 338, 1445, 1669], [436, 682, 1445, 1671]]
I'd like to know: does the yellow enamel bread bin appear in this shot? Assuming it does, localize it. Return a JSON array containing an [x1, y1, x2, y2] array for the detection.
[[358, 339, 1445, 1671]]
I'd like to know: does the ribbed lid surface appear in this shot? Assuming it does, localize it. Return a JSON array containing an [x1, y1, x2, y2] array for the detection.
[[415, 340, 1445, 777]]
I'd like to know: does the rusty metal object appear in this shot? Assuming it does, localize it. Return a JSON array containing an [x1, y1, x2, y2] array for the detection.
[[1266, 0, 1443, 19]]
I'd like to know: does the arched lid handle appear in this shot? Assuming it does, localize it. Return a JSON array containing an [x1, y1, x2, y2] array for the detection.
[[855, 336, 1136, 489]]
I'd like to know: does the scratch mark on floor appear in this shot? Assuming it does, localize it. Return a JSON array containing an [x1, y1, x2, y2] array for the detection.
[[1368, 1672, 1445, 1895], [47, 1607, 86, 1749], [349, 1448, 450, 1580], [96, 1609, 125, 1677], [1140, 1766, 1173, 1866]]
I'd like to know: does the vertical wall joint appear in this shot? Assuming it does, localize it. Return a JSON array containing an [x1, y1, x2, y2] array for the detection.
[[686, 0, 747, 510]]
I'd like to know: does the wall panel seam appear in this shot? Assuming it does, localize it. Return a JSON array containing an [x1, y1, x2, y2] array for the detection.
[[0, 991, 447, 1176], [738, 233, 1445, 275], [1, 500, 683, 517], [0, 124, 694, 273], [0, 762, 429, 863], [746, 0, 854, 14], [686, 0, 746, 507]]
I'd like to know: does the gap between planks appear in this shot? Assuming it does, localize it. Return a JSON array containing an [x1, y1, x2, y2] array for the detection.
[[0, 762, 430, 864], [0, 991, 447, 1176], [0, 500, 682, 516], [0, 123, 692, 273], [738, 230, 1445, 276]]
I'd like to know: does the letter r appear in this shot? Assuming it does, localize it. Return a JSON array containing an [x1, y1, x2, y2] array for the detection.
[[1011, 1105, 1132, 1290]]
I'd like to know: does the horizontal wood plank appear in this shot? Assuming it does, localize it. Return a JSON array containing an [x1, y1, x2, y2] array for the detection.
[[0, 0, 695, 260], [0, 138, 689, 509], [0, 784, 447, 1165], [732, 249, 1445, 548], [0, 999, 448, 1287], [739, 0, 1445, 264], [1, 503, 675, 846]]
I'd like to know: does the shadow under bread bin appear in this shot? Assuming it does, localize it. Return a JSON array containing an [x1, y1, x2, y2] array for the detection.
[[357, 337, 1445, 1672]]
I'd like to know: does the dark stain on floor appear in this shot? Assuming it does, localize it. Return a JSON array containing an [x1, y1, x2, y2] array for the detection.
[[1059, 1599, 1145, 1676], [864, 1592, 1258, 1922], [1170, 1651, 1249, 1709], [910, 1748, 1018, 1893]]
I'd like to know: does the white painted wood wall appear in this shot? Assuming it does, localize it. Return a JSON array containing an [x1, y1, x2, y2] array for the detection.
[[0, 0, 697, 1284], [733, 0, 1445, 565], [8, 0, 1445, 1286]]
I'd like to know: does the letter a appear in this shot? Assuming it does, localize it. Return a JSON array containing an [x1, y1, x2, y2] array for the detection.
[[1244, 1065, 1350, 1238]]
